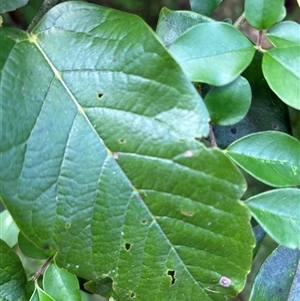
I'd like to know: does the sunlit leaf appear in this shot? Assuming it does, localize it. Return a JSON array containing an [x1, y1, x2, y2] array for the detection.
[[226, 131, 300, 187], [245, 189, 300, 249], [0, 210, 19, 247], [262, 46, 300, 110], [169, 22, 255, 86]]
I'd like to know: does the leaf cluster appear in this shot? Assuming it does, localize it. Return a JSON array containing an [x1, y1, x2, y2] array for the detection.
[[0, 0, 299, 300]]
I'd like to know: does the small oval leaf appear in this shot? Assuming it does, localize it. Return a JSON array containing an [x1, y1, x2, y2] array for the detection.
[[245, 0, 286, 30], [204, 76, 251, 125], [226, 131, 300, 187], [213, 51, 291, 149], [169, 22, 255, 86], [156, 8, 213, 47], [30, 284, 56, 301], [43, 262, 81, 301], [0, 0, 29, 13], [189, 0, 223, 16], [245, 188, 300, 249], [262, 46, 300, 110], [266, 21, 300, 48], [249, 246, 300, 301]]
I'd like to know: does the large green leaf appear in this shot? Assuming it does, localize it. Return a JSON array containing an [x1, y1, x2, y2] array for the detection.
[[245, 0, 286, 30], [204, 76, 251, 126], [262, 46, 300, 110], [245, 189, 300, 249], [226, 131, 300, 187], [0, 239, 27, 301], [0, 0, 29, 13], [265, 21, 300, 48], [168, 22, 255, 86], [249, 246, 300, 301], [156, 8, 213, 47], [43, 262, 81, 301], [189, 0, 223, 16], [0, 2, 254, 300]]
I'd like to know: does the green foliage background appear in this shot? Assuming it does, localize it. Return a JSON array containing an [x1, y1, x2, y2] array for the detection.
[[1, 1, 299, 301]]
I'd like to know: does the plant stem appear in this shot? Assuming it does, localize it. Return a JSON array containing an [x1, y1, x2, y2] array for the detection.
[[257, 30, 263, 51], [233, 12, 246, 29], [209, 124, 217, 147], [31, 255, 54, 281], [27, 0, 61, 33]]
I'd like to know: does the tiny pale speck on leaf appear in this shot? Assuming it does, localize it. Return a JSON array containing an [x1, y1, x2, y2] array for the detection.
[[219, 276, 231, 287], [183, 150, 194, 157], [112, 152, 119, 159]]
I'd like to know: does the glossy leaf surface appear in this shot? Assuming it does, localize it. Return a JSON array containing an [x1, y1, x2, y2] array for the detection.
[[249, 246, 300, 301], [43, 262, 81, 301], [226, 131, 300, 187], [168, 22, 255, 86], [0, 210, 19, 247], [0, 0, 29, 13], [245, 0, 286, 29], [30, 284, 56, 301], [189, 0, 223, 16], [245, 189, 300, 249], [0, 2, 254, 300], [266, 21, 300, 48], [156, 8, 212, 47], [262, 46, 300, 110], [0, 239, 27, 301], [204, 76, 251, 125]]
